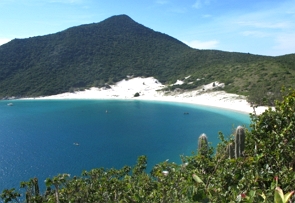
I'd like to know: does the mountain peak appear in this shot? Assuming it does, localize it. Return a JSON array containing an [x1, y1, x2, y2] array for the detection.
[[98, 14, 144, 31], [107, 14, 134, 21]]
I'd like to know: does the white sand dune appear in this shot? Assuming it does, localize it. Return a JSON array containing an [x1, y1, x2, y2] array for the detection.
[[30, 77, 269, 115]]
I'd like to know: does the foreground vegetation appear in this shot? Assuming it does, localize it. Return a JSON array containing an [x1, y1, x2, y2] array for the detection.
[[1, 14, 295, 105], [2, 89, 295, 202]]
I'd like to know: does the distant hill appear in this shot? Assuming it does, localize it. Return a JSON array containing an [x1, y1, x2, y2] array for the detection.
[[0, 14, 294, 105]]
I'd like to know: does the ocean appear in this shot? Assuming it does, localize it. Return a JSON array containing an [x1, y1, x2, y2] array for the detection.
[[0, 99, 250, 192]]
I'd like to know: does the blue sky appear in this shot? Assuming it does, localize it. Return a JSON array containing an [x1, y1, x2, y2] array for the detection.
[[1, 0, 295, 56]]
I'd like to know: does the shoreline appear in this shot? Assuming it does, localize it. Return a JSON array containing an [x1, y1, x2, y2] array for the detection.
[[21, 77, 269, 115]]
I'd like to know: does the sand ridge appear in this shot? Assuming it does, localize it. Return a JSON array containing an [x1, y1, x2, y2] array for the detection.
[[29, 77, 269, 115]]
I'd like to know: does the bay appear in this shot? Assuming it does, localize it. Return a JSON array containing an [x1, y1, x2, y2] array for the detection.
[[0, 99, 250, 192]]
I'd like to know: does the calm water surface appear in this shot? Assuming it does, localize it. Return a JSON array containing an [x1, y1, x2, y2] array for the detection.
[[0, 99, 250, 192]]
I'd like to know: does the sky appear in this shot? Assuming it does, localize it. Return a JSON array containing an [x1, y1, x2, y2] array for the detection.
[[1, 0, 295, 56]]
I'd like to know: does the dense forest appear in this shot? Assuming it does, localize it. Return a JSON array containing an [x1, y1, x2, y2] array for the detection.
[[0, 14, 295, 105]]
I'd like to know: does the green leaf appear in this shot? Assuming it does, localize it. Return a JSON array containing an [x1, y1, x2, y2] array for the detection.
[[283, 191, 294, 202], [274, 187, 284, 203], [260, 192, 266, 200], [192, 174, 204, 185]]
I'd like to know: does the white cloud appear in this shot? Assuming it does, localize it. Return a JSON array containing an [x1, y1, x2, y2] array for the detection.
[[183, 40, 219, 49], [204, 0, 211, 5], [193, 0, 211, 9], [169, 7, 187, 14], [236, 21, 291, 29], [240, 31, 269, 38], [0, 38, 11, 46], [202, 14, 212, 18], [186, 0, 295, 55], [273, 33, 295, 54], [193, 0, 202, 9]]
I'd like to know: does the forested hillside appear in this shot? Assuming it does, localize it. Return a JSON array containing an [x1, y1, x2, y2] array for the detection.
[[0, 14, 295, 105]]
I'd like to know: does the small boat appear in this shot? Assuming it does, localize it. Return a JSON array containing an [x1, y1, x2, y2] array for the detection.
[[7, 103, 13, 106], [73, 143, 79, 146]]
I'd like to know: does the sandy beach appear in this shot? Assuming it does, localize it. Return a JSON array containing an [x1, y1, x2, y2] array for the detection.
[[31, 77, 269, 115]]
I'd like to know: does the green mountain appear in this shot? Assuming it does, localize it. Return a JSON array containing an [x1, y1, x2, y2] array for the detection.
[[0, 14, 294, 105]]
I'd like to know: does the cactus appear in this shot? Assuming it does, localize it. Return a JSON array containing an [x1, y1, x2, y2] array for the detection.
[[235, 126, 245, 158], [226, 143, 234, 159], [33, 178, 39, 196], [198, 133, 208, 155]]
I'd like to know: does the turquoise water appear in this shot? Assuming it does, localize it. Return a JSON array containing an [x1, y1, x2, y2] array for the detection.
[[0, 99, 250, 192]]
